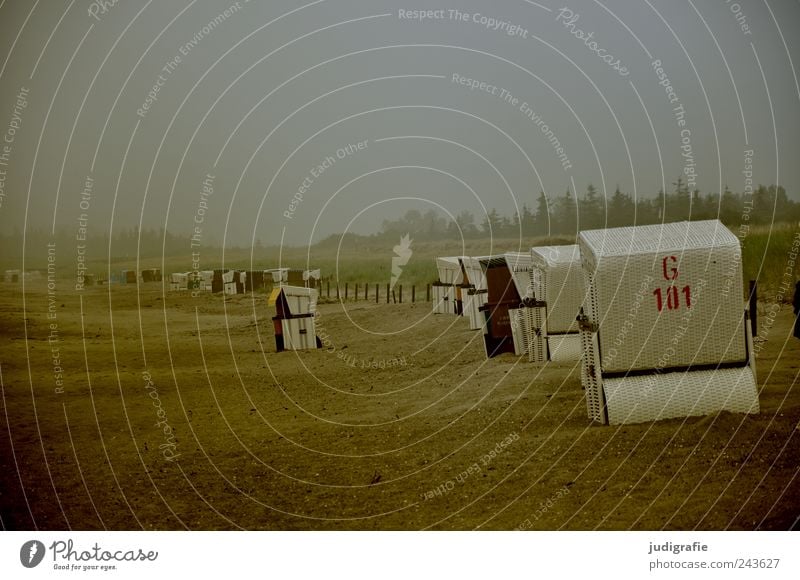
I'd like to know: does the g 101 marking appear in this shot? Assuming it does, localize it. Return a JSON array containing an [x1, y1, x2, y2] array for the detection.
[[653, 285, 692, 311], [654, 256, 692, 312], [662, 255, 678, 280]]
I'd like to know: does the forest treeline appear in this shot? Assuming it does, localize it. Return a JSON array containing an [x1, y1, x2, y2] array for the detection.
[[378, 180, 799, 240], [2, 180, 798, 266]]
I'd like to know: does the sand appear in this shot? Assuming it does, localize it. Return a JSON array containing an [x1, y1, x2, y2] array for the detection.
[[1, 281, 798, 530]]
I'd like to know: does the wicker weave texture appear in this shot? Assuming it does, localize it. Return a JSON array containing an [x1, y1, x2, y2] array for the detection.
[[531, 244, 582, 266], [531, 245, 584, 334], [510, 308, 527, 356], [580, 220, 739, 258], [604, 366, 759, 425], [436, 257, 464, 285], [465, 292, 488, 330], [579, 222, 745, 372], [463, 257, 489, 291], [581, 330, 606, 423], [547, 333, 582, 362], [505, 252, 536, 299], [519, 306, 547, 362]]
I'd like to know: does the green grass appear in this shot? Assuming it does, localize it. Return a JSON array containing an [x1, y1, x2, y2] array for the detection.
[[740, 223, 800, 302], [11, 225, 799, 302], [57, 235, 574, 289]]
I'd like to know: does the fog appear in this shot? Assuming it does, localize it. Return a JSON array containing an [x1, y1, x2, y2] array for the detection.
[[0, 0, 798, 247]]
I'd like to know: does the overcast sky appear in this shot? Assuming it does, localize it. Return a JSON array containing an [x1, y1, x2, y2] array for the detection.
[[0, 0, 798, 247]]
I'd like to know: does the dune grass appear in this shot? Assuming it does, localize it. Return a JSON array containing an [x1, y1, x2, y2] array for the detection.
[[19, 224, 799, 302], [740, 223, 800, 302]]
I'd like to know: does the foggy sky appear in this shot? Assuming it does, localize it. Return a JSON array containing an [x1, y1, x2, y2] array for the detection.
[[0, 0, 798, 247]]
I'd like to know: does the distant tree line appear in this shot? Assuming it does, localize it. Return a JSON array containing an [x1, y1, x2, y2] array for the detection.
[[2, 180, 797, 269], [379, 180, 799, 240]]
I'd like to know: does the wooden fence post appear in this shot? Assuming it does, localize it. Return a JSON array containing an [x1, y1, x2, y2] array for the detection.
[[426, 284, 430, 302], [412, 285, 415, 303], [327, 281, 330, 298], [386, 283, 390, 304], [345, 282, 349, 301], [399, 285, 403, 303], [375, 283, 379, 303]]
